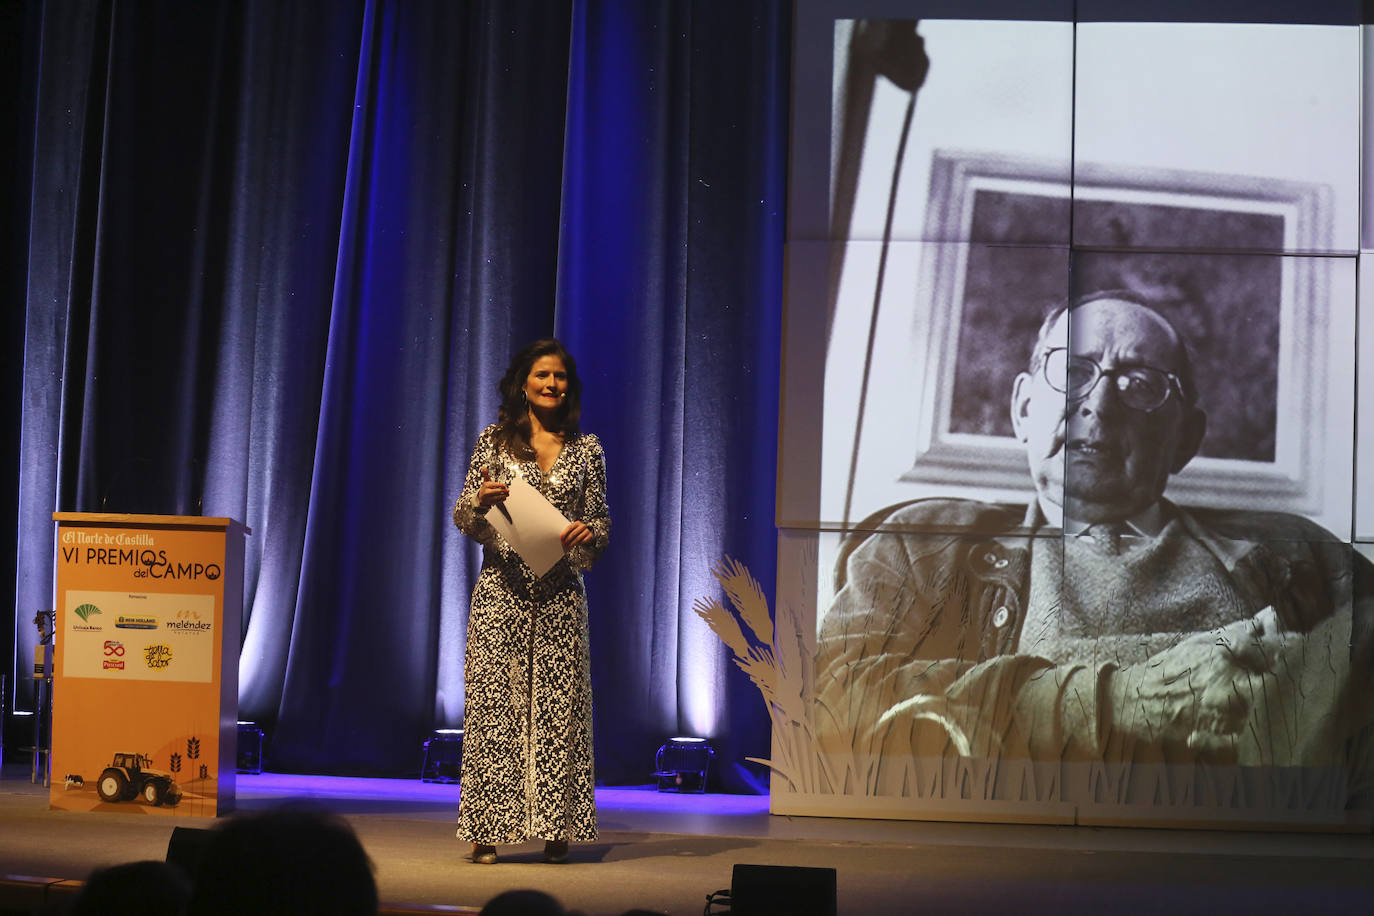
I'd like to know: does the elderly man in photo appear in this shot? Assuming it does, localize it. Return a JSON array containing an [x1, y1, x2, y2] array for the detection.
[[816, 290, 1373, 807]]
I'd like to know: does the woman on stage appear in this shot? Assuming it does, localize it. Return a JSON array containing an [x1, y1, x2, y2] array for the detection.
[[452, 338, 610, 865]]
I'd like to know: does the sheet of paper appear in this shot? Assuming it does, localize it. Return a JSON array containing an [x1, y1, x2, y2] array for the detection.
[[484, 475, 571, 577]]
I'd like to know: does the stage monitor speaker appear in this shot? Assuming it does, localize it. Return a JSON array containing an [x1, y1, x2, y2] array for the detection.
[[166, 825, 215, 878], [730, 864, 837, 916]]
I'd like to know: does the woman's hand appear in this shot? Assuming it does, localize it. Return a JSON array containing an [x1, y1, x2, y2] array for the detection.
[[475, 466, 509, 507], [561, 521, 593, 551]]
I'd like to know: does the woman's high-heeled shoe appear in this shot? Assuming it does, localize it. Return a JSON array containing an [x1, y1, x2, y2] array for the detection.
[[542, 839, 569, 863], [471, 843, 497, 864]]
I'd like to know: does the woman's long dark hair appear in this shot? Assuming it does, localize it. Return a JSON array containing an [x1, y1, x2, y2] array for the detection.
[[493, 338, 582, 459]]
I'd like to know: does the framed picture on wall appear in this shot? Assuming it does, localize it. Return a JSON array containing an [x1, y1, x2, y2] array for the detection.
[[900, 150, 1351, 530]]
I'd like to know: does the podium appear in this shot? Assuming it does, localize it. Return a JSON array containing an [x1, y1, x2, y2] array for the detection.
[[49, 513, 247, 816]]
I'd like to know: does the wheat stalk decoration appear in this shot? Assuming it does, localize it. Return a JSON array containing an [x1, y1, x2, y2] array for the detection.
[[694, 555, 828, 793], [713, 557, 774, 651]]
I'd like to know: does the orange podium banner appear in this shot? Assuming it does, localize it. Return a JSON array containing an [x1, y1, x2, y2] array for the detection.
[[49, 513, 247, 817]]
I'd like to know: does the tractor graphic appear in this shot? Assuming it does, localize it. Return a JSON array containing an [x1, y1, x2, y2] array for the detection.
[[96, 752, 183, 807]]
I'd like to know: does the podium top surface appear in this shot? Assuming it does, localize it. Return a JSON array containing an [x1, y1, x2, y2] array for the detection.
[[53, 512, 250, 533]]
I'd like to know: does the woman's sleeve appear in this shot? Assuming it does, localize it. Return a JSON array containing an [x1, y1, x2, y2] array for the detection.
[[567, 435, 611, 571], [453, 428, 501, 549]]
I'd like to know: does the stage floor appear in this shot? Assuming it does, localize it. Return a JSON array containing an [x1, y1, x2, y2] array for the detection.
[[3, 766, 1374, 915]]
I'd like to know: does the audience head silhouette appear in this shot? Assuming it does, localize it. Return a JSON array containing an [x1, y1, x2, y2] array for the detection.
[[184, 805, 378, 916], [69, 860, 191, 916], [479, 888, 569, 916]]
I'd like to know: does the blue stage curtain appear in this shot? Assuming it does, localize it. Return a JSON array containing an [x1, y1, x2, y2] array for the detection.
[[557, 0, 784, 788], [5, 0, 784, 788]]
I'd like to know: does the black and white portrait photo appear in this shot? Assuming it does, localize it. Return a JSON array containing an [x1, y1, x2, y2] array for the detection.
[[776, 4, 1370, 827]]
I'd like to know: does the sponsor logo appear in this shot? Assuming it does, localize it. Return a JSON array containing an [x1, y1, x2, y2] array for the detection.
[[61, 531, 155, 546], [73, 625, 103, 632], [144, 644, 173, 670], [116, 615, 158, 630], [73, 603, 101, 623], [103, 640, 126, 670], [167, 608, 211, 633]]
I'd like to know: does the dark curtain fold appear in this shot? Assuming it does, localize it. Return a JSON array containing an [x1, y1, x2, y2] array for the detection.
[[557, 0, 694, 783], [199, 0, 372, 730], [11, 0, 110, 715], [6, 0, 786, 788], [557, 0, 785, 788], [74, 0, 242, 516], [0, 0, 35, 704], [678, 0, 787, 789]]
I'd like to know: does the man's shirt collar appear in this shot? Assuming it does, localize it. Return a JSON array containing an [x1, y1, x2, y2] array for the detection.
[[1036, 495, 1167, 538]]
